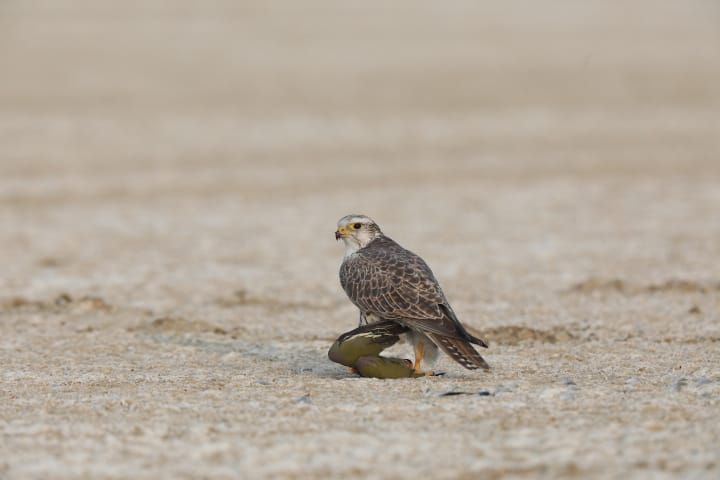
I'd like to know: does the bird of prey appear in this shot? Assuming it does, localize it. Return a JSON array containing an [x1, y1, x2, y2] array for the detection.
[[335, 214, 489, 375]]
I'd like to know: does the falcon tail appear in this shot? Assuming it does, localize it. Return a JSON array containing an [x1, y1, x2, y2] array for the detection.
[[428, 333, 490, 370], [467, 333, 489, 349], [437, 304, 489, 349]]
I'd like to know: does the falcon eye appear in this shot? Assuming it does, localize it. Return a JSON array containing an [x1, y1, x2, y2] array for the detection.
[[353, 223, 362, 230]]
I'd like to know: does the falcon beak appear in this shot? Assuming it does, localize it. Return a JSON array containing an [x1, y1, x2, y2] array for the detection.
[[335, 227, 349, 240]]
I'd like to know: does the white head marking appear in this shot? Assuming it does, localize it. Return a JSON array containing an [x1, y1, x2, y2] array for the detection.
[[336, 214, 383, 258]]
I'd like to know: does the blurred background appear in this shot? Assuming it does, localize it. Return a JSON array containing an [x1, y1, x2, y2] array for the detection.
[[2, 2, 720, 478], [1, 0, 719, 316]]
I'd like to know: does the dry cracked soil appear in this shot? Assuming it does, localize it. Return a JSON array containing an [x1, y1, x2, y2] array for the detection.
[[1, 1, 720, 479]]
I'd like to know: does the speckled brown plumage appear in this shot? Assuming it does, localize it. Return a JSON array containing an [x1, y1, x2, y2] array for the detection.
[[339, 235, 489, 370]]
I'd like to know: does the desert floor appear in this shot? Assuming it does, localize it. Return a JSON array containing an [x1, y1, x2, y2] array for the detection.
[[1, 1, 720, 479]]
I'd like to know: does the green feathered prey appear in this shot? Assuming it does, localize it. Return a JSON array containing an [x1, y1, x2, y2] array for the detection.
[[328, 320, 427, 378]]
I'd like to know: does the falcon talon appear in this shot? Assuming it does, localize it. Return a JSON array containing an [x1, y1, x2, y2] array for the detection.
[[334, 214, 490, 376]]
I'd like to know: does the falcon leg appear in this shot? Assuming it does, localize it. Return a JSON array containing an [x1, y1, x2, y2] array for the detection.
[[413, 340, 435, 376]]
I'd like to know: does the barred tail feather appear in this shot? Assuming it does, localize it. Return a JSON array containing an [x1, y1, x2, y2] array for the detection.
[[429, 333, 490, 370], [466, 333, 489, 348]]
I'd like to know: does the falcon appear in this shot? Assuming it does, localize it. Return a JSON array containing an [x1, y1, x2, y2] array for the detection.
[[335, 214, 489, 375]]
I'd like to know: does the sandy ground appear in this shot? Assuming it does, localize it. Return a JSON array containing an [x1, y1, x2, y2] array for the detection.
[[2, 1, 720, 478]]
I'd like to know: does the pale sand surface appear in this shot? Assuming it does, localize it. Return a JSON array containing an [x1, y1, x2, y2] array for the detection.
[[1, 1, 720, 478]]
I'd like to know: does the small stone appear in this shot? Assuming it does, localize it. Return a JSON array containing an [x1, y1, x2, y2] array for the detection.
[[428, 386, 468, 397], [440, 391, 469, 397], [55, 293, 73, 306]]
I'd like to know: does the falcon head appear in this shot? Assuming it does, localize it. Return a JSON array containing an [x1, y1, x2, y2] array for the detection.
[[335, 214, 383, 256]]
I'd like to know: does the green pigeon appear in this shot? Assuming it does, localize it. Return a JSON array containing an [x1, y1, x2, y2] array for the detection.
[[328, 320, 434, 378]]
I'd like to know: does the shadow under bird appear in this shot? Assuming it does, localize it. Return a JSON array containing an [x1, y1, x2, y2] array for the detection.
[[335, 214, 489, 375]]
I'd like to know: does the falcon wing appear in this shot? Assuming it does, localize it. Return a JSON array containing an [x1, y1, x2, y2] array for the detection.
[[340, 236, 482, 344]]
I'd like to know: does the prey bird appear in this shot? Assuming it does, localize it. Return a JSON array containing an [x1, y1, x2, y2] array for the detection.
[[335, 214, 489, 375]]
